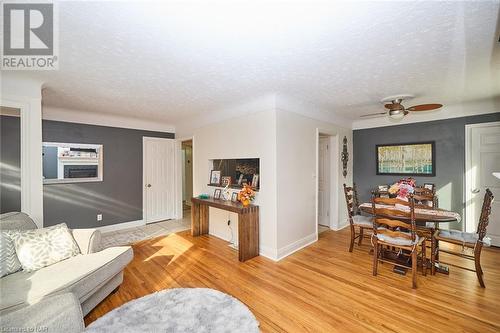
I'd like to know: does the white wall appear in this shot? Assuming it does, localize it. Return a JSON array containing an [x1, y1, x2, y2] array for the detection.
[[275, 109, 353, 259], [192, 109, 278, 259]]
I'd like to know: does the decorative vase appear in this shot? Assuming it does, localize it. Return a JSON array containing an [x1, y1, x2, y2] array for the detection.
[[242, 199, 250, 207]]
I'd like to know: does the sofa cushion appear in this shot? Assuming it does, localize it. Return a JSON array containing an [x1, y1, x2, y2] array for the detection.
[[0, 246, 133, 314], [0, 231, 22, 277], [10, 223, 81, 272]]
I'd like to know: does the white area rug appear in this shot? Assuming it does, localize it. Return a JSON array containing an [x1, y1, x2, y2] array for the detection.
[[86, 288, 260, 333]]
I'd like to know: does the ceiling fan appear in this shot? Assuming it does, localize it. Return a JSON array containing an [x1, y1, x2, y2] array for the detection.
[[360, 95, 443, 120]]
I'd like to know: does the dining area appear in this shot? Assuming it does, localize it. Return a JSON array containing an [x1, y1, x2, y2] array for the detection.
[[343, 178, 495, 289]]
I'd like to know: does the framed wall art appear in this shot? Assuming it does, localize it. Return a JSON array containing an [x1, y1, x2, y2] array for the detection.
[[376, 141, 435, 176]]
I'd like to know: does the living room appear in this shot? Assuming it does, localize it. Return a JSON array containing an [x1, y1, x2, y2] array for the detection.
[[1, 1, 499, 332]]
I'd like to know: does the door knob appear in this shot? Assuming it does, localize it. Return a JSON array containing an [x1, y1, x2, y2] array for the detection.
[[471, 188, 480, 194], [146, 184, 152, 188]]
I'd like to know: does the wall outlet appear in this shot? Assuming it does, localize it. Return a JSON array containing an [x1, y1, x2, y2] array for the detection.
[[97, 214, 103, 221]]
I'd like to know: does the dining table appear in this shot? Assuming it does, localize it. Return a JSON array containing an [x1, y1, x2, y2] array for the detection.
[[358, 202, 462, 275]]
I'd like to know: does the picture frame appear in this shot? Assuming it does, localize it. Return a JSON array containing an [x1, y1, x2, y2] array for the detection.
[[213, 188, 221, 199], [376, 141, 435, 176], [423, 183, 435, 192], [231, 192, 238, 202], [210, 170, 221, 185], [221, 176, 232, 187], [378, 185, 389, 192], [251, 174, 259, 188]]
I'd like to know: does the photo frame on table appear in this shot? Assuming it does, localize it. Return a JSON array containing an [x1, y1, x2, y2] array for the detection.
[[376, 141, 435, 176], [210, 170, 221, 185], [221, 176, 232, 187], [213, 189, 222, 199], [378, 185, 389, 192], [231, 192, 238, 202], [423, 183, 435, 192], [251, 174, 259, 188]]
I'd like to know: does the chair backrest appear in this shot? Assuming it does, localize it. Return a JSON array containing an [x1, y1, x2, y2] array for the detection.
[[343, 183, 360, 218], [477, 189, 494, 241], [413, 187, 437, 208], [371, 193, 417, 243]]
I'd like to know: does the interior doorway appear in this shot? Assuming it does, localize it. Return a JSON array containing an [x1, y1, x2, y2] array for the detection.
[[181, 140, 193, 213], [143, 137, 176, 224], [465, 122, 500, 246], [316, 132, 339, 235], [0, 107, 21, 213]]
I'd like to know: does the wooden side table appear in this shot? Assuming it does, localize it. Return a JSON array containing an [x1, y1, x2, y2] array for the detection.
[[191, 197, 259, 262]]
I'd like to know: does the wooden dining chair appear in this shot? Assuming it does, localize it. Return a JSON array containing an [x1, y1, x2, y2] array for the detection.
[[371, 194, 426, 289], [343, 183, 372, 252], [431, 189, 494, 287]]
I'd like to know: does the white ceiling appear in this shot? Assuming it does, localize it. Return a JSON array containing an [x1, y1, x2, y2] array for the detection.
[[24, 1, 500, 127]]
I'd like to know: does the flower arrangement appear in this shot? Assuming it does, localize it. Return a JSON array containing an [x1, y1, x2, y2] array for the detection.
[[238, 184, 255, 206], [388, 178, 415, 200]]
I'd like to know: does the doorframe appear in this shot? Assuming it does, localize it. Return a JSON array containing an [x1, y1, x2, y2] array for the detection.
[[464, 121, 500, 232], [1, 98, 43, 227], [142, 136, 176, 224], [315, 129, 339, 235], [175, 136, 194, 220]]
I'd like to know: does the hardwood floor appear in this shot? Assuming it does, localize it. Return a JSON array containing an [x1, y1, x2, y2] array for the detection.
[[85, 229, 500, 332]]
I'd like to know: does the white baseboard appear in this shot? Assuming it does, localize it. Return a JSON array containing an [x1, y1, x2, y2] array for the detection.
[[97, 219, 145, 233], [259, 245, 278, 261], [276, 233, 317, 261], [332, 221, 349, 231]]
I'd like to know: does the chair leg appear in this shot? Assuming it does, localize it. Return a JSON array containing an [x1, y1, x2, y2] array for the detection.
[[412, 249, 417, 289], [422, 240, 427, 277], [349, 225, 355, 252], [358, 227, 364, 246], [474, 245, 485, 288], [373, 241, 378, 276], [430, 237, 436, 275]]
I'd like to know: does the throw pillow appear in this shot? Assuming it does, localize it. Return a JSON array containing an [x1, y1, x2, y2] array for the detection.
[[0, 231, 22, 277], [10, 223, 81, 272]]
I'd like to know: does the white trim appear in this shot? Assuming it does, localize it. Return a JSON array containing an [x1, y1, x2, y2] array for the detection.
[[97, 219, 145, 233], [43, 106, 176, 133], [465, 121, 500, 232], [1, 97, 44, 228], [331, 221, 349, 232], [276, 233, 317, 261], [258, 245, 278, 261]]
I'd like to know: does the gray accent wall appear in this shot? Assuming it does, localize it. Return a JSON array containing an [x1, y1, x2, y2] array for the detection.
[[42, 120, 174, 229], [0, 115, 21, 213], [353, 113, 500, 229]]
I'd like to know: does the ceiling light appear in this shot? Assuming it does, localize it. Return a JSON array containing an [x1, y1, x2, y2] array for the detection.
[[493, 172, 500, 179], [389, 110, 405, 120]]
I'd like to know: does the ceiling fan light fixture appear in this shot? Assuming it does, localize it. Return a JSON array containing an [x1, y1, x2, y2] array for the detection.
[[389, 109, 405, 120]]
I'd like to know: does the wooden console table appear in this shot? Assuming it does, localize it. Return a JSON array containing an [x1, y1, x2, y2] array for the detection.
[[191, 197, 259, 262]]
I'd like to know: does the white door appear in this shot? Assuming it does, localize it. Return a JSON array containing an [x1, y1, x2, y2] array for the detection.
[[318, 137, 331, 227], [143, 137, 176, 224], [466, 123, 500, 246]]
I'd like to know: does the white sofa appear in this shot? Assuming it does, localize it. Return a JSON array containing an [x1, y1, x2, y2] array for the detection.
[[0, 212, 133, 317]]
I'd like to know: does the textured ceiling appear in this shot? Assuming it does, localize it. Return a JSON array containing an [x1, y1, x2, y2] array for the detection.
[[26, 1, 500, 125]]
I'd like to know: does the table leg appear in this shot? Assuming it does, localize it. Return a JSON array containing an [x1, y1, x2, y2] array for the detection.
[[238, 207, 259, 262]]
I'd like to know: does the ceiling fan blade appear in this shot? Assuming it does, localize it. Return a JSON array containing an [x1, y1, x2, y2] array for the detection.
[[407, 104, 443, 112], [360, 112, 387, 118]]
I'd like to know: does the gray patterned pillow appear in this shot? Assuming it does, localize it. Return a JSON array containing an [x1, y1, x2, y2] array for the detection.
[[10, 223, 81, 272], [0, 231, 22, 277]]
